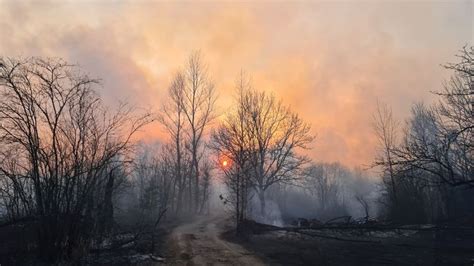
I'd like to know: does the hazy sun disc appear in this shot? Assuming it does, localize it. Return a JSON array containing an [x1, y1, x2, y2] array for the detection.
[[222, 160, 228, 167]]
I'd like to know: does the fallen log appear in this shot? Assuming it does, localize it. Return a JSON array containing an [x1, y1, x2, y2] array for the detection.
[[241, 220, 380, 243], [281, 224, 474, 232], [284, 228, 381, 243], [242, 220, 474, 244]]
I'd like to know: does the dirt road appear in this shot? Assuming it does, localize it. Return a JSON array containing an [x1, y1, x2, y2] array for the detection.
[[165, 215, 265, 266]]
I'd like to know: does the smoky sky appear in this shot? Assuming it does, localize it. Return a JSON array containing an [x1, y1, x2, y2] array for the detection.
[[0, 0, 472, 168]]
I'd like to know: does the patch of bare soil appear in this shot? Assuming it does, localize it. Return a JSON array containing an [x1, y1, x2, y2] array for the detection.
[[163, 215, 265, 265], [225, 222, 474, 266]]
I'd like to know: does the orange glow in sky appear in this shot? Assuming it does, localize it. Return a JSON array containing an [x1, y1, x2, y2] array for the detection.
[[1, 1, 470, 170]]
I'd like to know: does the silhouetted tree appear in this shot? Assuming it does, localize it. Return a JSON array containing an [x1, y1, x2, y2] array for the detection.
[[159, 52, 216, 214], [0, 57, 152, 261], [212, 72, 313, 222], [182, 52, 216, 212], [373, 101, 399, 204]]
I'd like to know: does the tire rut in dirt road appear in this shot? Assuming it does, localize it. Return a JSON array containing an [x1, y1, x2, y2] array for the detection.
[[165, 215, 265, 265]]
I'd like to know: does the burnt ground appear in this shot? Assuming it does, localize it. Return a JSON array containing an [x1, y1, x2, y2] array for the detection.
[[223, 223, 474, 266], [0, 219, 174, 266], [2, 216, 473, 265], [160, 215, 474, 265]]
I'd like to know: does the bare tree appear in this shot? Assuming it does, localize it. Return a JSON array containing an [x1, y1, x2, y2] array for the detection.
[[246, 90, 313, 218], [199, 159, 213, 214], [395, 103, 444, 184], [371, 47, 474, 223], [372, 101, 399, 203], [158, 72, 187, 214], [0, 57, 153, 261], [159, 52, 216, 214], [131, 142, 182, 224], [435, 46, 473, 187], [211, 73, 254, 229], [181, 52, 216, 212], [304, 162, 349, 219], [355, 195, 369, 221], [212, 73, 313, 220], [393, 46, 473, 188]]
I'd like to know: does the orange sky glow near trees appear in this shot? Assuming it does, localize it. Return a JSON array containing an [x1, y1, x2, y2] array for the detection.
[[1, 0, 471, 169]]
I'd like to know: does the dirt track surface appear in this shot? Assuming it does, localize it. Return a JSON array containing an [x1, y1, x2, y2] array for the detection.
[[164, 215, 265, 266]]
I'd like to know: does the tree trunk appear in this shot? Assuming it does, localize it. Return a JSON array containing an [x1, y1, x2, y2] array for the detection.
[[192, 144, 200, 212], [258, 189, 266, 218], [100, 168, 115, 236]]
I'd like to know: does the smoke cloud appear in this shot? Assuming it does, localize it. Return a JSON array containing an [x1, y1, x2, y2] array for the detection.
[[0, 0, 470, 168]]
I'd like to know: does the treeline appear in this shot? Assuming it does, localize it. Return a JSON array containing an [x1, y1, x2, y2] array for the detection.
[[269, 162, 376, 223], [373, 46, 473, 224]]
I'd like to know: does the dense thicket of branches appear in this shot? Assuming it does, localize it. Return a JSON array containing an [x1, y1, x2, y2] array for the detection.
[[0, 58, 152, 261], [304, 163, 349, 218], [0, 53, 217, 263], [374, 46, 473, 223], [267, 163, 375, 222]]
